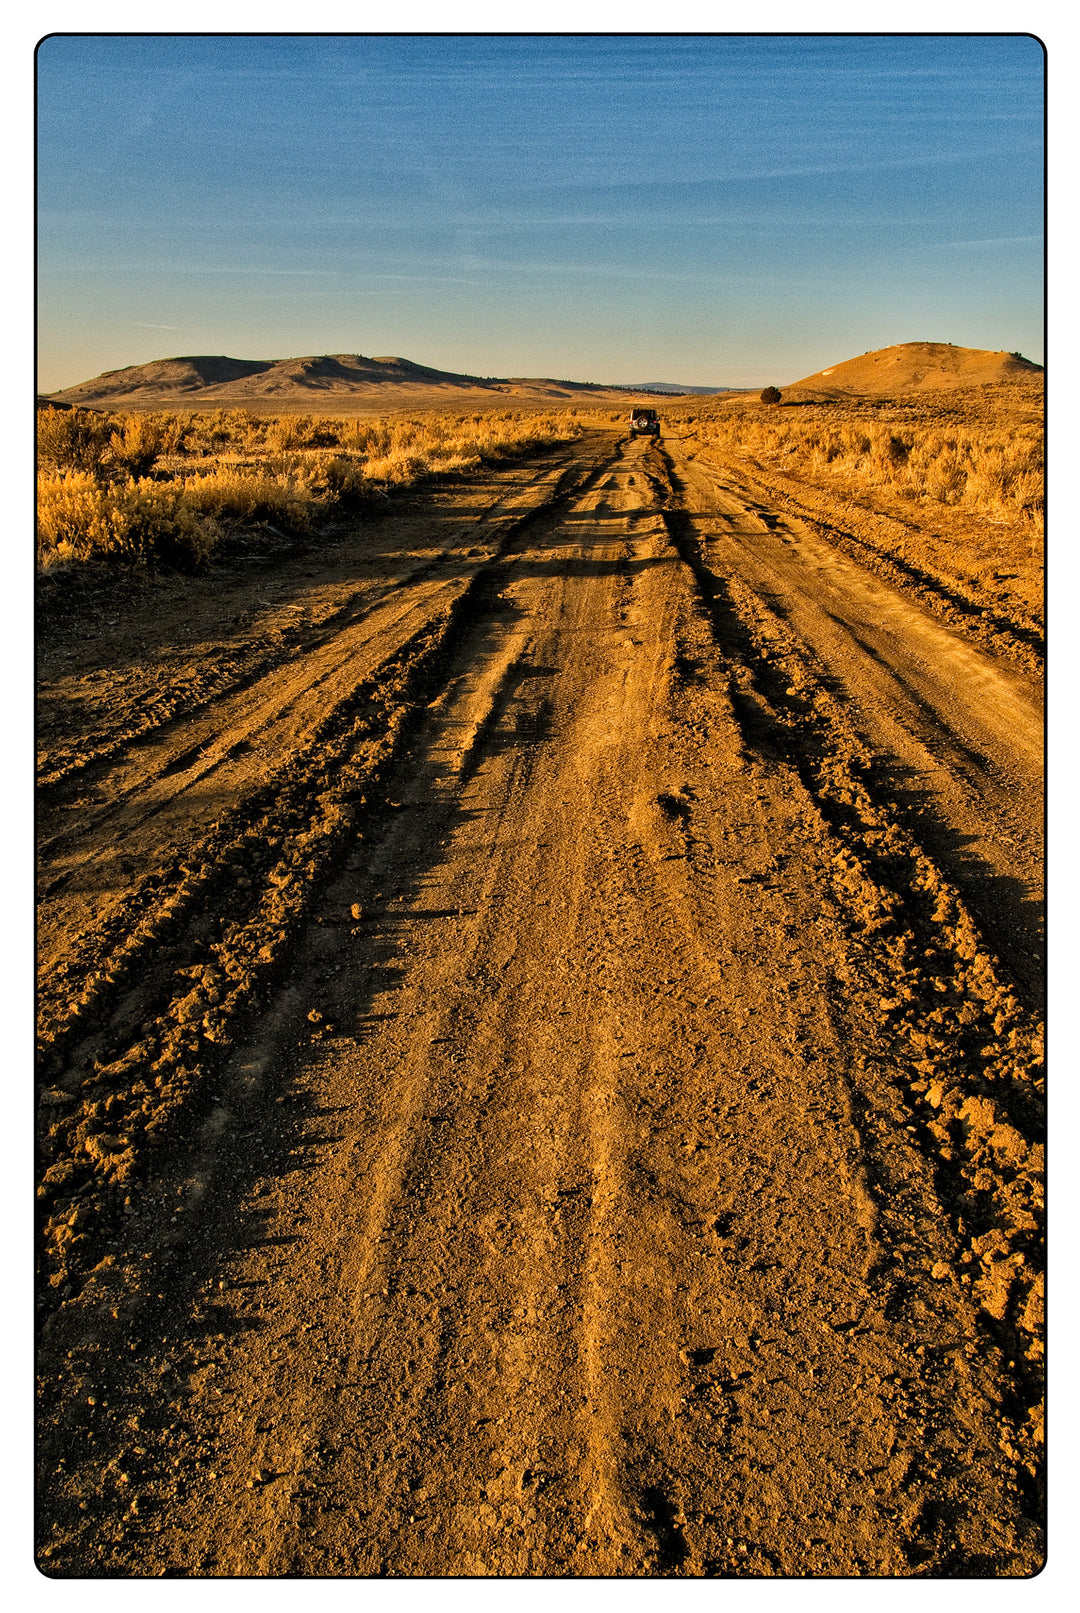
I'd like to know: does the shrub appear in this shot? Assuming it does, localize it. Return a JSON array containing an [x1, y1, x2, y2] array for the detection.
[[37, 407, 114, 475], [39, 407, 184, 480], [264, 415, 313, 453], [180, 468, 313, 531], [676, 406, 1042, 523], [108, 412, 183, 477], [760, 387, 783, 405], [318, 455, 370, 506], [363, 452, 431, 485], [37, 470, 106, 559], [180, 408, 254, 455], [37, 472, 218, 570], [103, 478, 219, 567], [36, 406, 588, 569]]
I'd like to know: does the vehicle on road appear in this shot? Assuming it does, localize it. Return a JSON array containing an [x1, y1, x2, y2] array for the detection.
[[629, 407, 660, 439]]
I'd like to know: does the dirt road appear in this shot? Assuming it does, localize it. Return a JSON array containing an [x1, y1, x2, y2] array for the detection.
[[36, 428, 1044, 1576]]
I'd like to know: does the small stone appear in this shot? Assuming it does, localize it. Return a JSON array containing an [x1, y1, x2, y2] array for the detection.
[[39, 1089, 73, 1107]]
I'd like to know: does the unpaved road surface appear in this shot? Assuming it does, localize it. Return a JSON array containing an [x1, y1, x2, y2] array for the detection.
[[36, 428, 1044, 1576]]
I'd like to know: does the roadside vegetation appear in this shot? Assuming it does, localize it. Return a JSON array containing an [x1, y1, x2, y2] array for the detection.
[[670, 403, 1043, 526], [37, 406, 587, 570]]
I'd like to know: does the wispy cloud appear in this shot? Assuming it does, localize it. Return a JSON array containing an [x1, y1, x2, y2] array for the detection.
[[933, 235, 1043, 250], [46, 261, 338, 279], [533, 143, 1043, 198], [174, 266, 335, 277]]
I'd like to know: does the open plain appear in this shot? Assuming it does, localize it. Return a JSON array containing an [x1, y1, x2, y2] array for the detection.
[[36, 380, 1044, 1577]]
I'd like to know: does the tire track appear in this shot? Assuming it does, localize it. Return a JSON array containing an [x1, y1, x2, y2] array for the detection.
[[36, 450, 585, 793], [657, 440, 1043, 1008], [36, 441, 616, 1311], [36, 431, 1044, 1577], [676, 439, 1043, 671]]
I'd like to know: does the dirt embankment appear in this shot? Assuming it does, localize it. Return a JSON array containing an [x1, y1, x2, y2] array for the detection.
[[36, 425, 1043, 1577]]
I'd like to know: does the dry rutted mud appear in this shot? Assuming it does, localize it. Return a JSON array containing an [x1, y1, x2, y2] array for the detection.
[[36, 428, 1044, 1577]]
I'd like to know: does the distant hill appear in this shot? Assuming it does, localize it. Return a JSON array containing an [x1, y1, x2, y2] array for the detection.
[[789, 342, 1043, 397], [44, 343, 1041, 412], [42, 353, 659, 410], [620, 382, 733, 395]]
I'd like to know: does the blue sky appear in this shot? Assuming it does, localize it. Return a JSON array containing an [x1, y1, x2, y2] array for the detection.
[[36, 33, 1045, 391]]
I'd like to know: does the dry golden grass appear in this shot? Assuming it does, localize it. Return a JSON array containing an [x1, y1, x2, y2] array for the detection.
[[37, 406, 588, 569], [667, 403, 1043, 524], [37, 471, 218, 570]]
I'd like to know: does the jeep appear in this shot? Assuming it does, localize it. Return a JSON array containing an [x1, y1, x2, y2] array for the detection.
[[629, 407, 660, 439]]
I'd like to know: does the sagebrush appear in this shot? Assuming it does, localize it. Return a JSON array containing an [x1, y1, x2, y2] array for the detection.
[[673, 407, 1043, 523], [37, 406, 586, 569]]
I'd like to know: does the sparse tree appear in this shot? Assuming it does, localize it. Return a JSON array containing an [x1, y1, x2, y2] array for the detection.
[[760, 386, 782, 405]]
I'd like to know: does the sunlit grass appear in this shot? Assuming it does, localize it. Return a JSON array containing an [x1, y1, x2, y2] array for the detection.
[[37, 405, 587, 569], [670, 405, 1043, 524]]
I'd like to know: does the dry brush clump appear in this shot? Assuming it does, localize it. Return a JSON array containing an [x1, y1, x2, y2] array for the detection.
[[680, 407, 1043, 524], [37, 406, 586, 570], [37, 470, 219, 571]]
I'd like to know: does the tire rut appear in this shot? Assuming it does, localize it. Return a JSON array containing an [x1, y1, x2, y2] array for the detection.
[[36, 432, 1044, 1577], [36, 441, 615, 1312], [678, 442, 1043, 672], [657, 443, 1043, 1008]]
